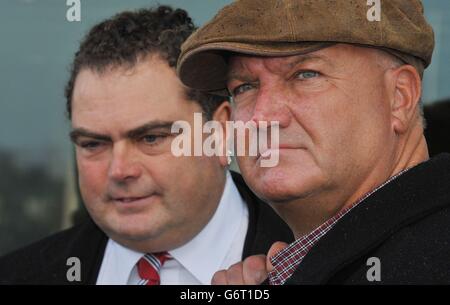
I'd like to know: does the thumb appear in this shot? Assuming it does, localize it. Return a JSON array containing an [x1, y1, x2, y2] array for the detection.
[[266, 241, 289, 272]]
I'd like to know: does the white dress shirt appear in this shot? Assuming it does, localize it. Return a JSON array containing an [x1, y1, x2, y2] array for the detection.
[[96, 172, 249, 285]]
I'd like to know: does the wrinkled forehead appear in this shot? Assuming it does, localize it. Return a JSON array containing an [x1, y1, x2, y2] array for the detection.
[[226, 44, 378, 80]]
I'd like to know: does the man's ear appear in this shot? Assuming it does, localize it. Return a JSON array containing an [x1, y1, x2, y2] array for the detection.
[[211, 101, 232, 167], [388, 65, 422, 134]]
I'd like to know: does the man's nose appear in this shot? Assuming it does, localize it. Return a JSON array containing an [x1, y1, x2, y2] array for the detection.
[[250, 85, 291, 128], [108, 142, 142, 182]]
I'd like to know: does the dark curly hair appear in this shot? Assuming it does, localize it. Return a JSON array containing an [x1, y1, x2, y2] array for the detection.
[[65, 6, 225, 120]]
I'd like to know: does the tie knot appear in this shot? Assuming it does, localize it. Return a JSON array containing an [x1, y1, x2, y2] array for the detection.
[[137, 252, 172, 285]]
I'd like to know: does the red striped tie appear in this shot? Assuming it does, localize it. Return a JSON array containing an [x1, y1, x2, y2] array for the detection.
[[137, 252, 171, 285]]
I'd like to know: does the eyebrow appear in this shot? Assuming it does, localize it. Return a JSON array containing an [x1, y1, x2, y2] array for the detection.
[[69, 128, 111, 143], [69, 121, 175, 143], [227, 54, 333, 82], [285, 54, 333, 69], [126, 121, 174, 139]]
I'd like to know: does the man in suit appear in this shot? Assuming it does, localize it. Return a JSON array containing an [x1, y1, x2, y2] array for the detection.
[[177, 0, 450, 284], [0, 6, 292, 284]]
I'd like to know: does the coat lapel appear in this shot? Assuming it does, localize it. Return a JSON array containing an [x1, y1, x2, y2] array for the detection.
[[230, 171, 294, 258], [37, 219, 108, 284]]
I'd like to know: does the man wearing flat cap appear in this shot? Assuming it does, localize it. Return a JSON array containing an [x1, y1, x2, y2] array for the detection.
[[177, 0, 450, 284]]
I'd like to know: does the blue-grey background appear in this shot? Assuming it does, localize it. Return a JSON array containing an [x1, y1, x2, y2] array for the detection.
[[0, 0, 449, 255]]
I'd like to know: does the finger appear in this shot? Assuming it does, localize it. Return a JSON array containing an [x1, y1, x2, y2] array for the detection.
[[226, 262, 245, 284], [242, 255, 268, 284], [211, 269, 228, 285], [266, 241, 289, 272]]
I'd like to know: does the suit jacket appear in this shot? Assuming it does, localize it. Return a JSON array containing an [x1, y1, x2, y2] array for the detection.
[[0, 171, 293, 284], [285, 153, 450, 285]]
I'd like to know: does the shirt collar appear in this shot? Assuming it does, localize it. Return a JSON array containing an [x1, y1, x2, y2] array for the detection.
[[99, 238, 143, 285], [169, 171, 246, 284], [101, 171, 246, 285], [268, 166, 414, 285]]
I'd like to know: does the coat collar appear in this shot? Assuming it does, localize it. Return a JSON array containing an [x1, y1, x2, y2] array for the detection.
[[286, 154, 450, 284]]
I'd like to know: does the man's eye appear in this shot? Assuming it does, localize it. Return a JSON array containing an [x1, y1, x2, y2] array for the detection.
[[79, 141, 103, 150], [78, 141, 104, 152], [232, 83, 254, 96], [295, 70, 320, 80], [141, 134, 166, 145]]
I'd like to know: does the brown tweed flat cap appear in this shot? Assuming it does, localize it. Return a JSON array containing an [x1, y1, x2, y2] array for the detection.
[[177, 0, 435, 95]]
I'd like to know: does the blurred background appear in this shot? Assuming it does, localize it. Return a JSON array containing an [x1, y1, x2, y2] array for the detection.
[[0, 0, 449, 256]]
